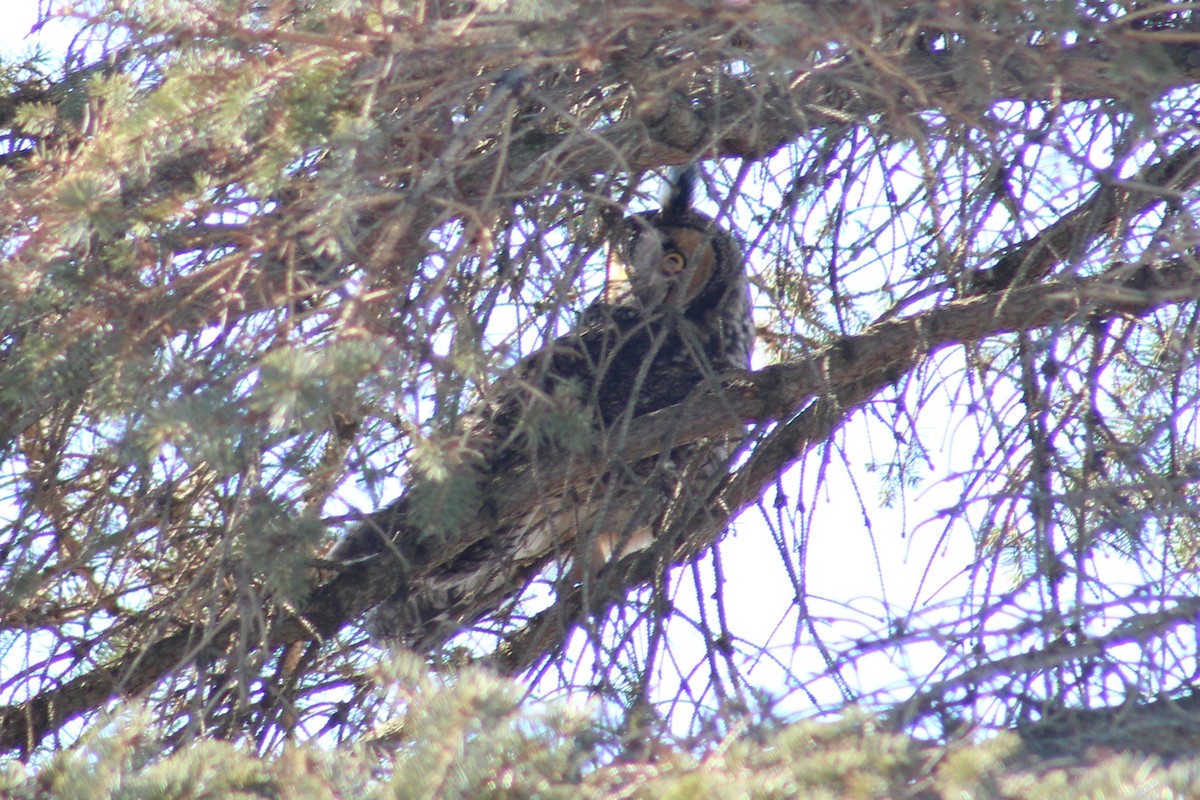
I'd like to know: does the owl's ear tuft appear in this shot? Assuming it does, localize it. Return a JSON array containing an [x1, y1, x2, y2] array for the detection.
[[662, 165, 697, 222]]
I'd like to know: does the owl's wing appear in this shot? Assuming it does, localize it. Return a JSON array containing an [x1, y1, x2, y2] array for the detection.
[[466, 301, 647, 467], [327, 301, 640, 553], [330, 293, 743, 644], [325, 301, 648, 638]]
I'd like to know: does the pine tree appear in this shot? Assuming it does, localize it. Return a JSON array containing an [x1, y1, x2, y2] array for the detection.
[[3, 1, 1200, 789]]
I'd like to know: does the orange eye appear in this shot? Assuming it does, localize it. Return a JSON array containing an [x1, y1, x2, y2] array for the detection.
[[663, 251, 686, 274]]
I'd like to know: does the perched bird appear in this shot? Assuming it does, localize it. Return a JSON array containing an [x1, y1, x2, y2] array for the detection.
[[331, 168, 755, 644]]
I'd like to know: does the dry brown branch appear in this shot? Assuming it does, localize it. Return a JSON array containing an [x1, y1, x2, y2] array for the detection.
[[6, 241, 1199, 753], [7, 0, 1200, 767]]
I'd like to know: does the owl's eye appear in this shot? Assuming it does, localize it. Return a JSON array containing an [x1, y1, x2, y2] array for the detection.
[[663, 251, 686, 274]]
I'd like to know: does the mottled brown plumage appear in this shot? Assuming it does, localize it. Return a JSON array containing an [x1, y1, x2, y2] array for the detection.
[[331, 170, 755, 643]]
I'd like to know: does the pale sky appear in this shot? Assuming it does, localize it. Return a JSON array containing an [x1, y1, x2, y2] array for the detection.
[[2, 2, 74, 59]]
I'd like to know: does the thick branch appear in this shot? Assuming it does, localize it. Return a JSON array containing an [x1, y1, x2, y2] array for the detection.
[[5, 252, 1199, 754], [500, 33, 1200, 178], [492, 256, 1200, 673]]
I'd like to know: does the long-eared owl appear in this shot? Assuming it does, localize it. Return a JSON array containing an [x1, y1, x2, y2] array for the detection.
[[332, 168, 756, 644]]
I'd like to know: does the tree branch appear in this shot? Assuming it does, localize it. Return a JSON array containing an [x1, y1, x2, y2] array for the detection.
[[5, 248, 1198, 753], [490, 253, 1200, 674], [7, 8, 1200, 755]]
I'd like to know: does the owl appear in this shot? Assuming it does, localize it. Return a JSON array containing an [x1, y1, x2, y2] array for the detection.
[[332, 168, 755, 644]]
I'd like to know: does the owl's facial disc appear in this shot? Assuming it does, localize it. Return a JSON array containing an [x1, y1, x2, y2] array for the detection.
[[660, 227, 717, 305]]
